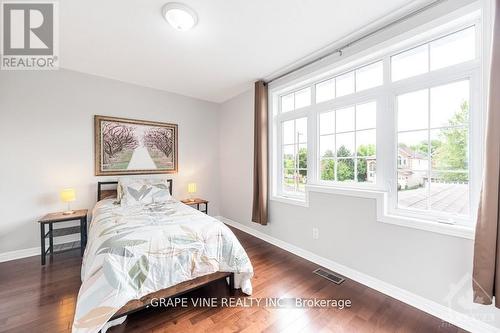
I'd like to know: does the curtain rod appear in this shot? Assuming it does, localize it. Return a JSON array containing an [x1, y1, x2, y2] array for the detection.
[[266, 0, 446, 84]]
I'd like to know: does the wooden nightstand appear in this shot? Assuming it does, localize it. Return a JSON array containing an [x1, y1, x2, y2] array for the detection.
[[181, 198, 209, 214], [37, 209, 88, 265]]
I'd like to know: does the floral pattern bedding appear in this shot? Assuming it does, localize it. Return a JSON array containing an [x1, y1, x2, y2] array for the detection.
[[72, 199, 253, 333]]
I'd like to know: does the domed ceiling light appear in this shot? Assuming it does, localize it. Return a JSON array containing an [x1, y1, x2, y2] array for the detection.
[[162, 2, 198, 31]]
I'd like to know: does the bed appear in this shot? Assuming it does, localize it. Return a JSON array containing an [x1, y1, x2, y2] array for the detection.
[[72, 180, 253, 333]]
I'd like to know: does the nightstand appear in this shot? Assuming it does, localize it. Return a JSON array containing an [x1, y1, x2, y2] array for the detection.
[[37, 209, 88, 265], [181, 198, 209, 214]]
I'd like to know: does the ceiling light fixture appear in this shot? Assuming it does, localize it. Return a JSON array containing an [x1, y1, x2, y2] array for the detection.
[[162, 2, 198, 32]]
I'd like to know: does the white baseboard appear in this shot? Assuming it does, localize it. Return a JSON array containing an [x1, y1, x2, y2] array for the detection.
[[0, 234, 81, 263], [0, 247, 40, 263], [217, 216, 499, 333]]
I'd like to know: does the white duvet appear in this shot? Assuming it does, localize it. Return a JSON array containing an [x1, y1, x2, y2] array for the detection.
[[72, 199, 253, 333]]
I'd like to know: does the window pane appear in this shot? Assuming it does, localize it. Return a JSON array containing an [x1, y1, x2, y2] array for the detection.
[[430, 27, 475, 71], [356, 102, 376, 130], [398, 181, 430, 211], [336, 106, 355, 133], [398, 89, 428, 131], [430, 80, 469, 128], [337, 158, 355, 182], [397, 130, 429, 208], [357, 158, 376, 183], [391, 44, 429, 81], [281, 116, 307, 195], [398, 130, 429, 172], [283, 145, 295, 169], [356, 61, 383, 91], [430, 128, 469, 171], [319, 111, 335, 135], [281, 93, 294, 113], [283, 169, 296, 192], [282, 120, 294, 144], [356, 129, 376, 157], [320, 135, 335, 158], [295, 88, 311, 109], [296, 117, 307, 143], [298, 144, 307, 169], [336, 71, 355, 97], [316, 79, 335, 103], [430, 172, 469, 215], [320, 159, 335, 181], [336, 132, 355, 157], [297, 170, 307, 192]]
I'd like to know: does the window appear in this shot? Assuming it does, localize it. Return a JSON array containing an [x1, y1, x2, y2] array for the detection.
[[281, 88, 311, 112], [316, 79, 335, 103], [391, 26, 475, 81], [319, 102, 376, 183], [392, 45, 429, 81], [396, 80, 470, 216], [315, 61, 383, 103], [271, 17, 482, 228], [356, 62, 383, 91], [281, 117, 307, 194]]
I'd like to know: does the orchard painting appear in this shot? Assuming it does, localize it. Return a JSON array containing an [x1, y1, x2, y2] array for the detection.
[[94, 116, 178, 175]]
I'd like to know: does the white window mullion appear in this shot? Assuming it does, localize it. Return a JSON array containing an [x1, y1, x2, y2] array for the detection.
[[308, 111, 317, 185], [294, 120, 297, 192], [309, 85, 318, 185], [379, 55, 393, 193], [469, 69, 482, 220], [426, 88, 432, 211], [377, 94, 391, 192], [354, 105, 358, 182], [277, 120, 283, 197], [334, 110, 338, 181]]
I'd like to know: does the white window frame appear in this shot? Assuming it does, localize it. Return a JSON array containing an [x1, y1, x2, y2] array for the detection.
[[270, 8, 486, 236], [275, 84, 312, 200], [388, 70, 480, 225], [315, 95, 381, 188]]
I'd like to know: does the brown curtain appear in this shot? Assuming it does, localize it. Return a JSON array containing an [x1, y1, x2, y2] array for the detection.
[[252, 81, 268, 225], [473, 0, 500, 307]]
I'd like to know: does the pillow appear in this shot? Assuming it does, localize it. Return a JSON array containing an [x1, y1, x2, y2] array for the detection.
[[119, 178, 171, 207], [116, 177, 170, 203]]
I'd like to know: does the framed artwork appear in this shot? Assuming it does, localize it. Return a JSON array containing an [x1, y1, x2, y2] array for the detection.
[[94, 115, 178, 176]]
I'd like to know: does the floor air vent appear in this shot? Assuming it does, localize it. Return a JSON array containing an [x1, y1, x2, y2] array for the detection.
[[313, 268, 345, 285]]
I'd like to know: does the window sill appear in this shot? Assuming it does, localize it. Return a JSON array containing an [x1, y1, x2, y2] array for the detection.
[[272, 184, 475, 239], [306, 184, 385, 199], [270, 195, 309, 207], [378, 214, 475, 239]]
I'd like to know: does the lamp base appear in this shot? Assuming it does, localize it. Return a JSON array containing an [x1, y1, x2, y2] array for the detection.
[[63, 210, 75, 215]]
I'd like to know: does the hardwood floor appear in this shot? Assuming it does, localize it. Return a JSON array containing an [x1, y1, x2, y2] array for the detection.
[[0, 226, 466, 333]]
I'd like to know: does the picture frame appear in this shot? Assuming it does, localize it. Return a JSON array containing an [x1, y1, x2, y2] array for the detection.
[[94, 115, 178, 176]]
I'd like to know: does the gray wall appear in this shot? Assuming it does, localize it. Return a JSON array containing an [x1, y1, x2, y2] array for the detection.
[[218, 88, 500, 330], [0, 69, 221, 253]]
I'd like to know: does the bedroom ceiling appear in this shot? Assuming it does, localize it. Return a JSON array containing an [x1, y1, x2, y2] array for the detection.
[[60, 0, 417, 103]]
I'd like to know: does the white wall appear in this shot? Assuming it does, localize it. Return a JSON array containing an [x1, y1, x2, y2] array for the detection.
[[0, 69, 221, 254], [1, 0, 498, 330], [218, 87, 500, 330]]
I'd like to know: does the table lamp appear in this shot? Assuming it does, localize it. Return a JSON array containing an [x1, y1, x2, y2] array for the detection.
[[60, 188, 76, 215], [187, 183, 197, 202]]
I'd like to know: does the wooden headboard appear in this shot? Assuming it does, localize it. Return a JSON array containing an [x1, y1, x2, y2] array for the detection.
[[97, 180, 173, 201]]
